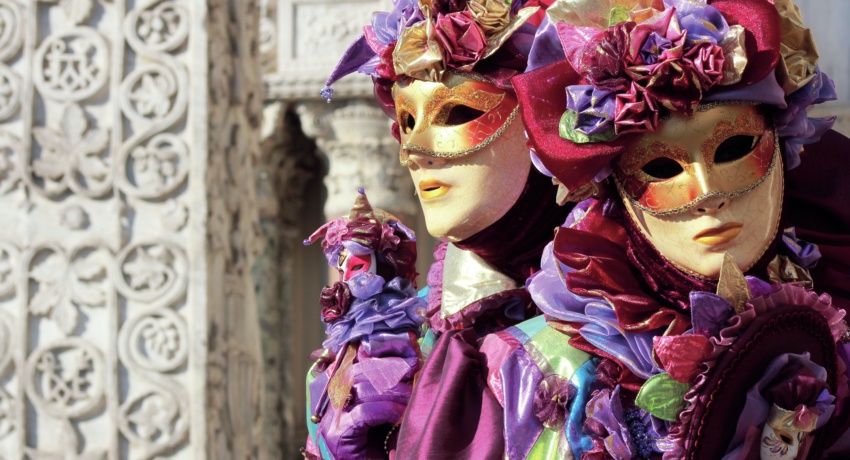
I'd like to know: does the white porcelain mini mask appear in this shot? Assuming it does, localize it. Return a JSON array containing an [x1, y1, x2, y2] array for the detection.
[[617, 104, 783, 279], [395, 75, 530, 241], [759, 403, 817, 460]]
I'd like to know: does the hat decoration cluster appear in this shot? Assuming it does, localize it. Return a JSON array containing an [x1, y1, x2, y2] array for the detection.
[[544, 0, 835, 152], [322, 0, 546, 101]]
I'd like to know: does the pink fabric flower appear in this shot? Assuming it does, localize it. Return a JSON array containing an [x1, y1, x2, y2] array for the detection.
[[533, 374, 576, 429], [684, 42, 725, 90], [323, 219, 350, 248], [653, 334, 712, 383], [614, 82, 659, 134], [434, 11, 487, 71]]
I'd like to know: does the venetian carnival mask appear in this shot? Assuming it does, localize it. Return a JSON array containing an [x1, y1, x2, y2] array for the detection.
[[394, 73, 531, 241], [616, 104, 783, 279], [759, 403, 818, 459]]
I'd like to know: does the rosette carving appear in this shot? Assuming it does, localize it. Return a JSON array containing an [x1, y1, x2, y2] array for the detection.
[[118, 380, 189, 458], [125, 1, 189, 54], [115, 241, 187, 305], [119, 133, 188, 198]]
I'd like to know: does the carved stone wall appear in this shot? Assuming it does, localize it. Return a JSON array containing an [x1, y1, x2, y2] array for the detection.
[[0, 0, 264, 458]]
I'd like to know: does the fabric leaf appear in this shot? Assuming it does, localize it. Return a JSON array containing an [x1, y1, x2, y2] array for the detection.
[[635, 372, 690, 422]]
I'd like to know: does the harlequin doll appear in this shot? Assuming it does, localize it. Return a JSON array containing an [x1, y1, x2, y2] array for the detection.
[[307, 1, 576, 458], [303, 190, 425, 458], [511, 0, 850, 457]]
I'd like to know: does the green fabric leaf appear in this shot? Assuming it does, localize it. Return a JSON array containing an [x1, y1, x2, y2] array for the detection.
[[558, 110, 617, 144], [635, 372, 691, 422]]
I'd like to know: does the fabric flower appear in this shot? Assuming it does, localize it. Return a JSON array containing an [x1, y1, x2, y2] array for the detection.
[[376, 41, 399, 80], [579, 21, 635, 92], [434, 11, 487, 70], [323, 219, 350, 249], [666, 0, 729, 45], [533, 374, 577, 429], [684, 42, 725, 90], [614, 82, 658, 134], [466, 0, 510, 36], [379, 222, 401, 253], [371, 0, 424, 45], [320, 281, 353, 323], [565, 85, 617, 136], [393, 19, 446, 81]]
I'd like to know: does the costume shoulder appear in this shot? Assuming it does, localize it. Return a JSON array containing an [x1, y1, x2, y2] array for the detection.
[[481, 315, 597, 459]]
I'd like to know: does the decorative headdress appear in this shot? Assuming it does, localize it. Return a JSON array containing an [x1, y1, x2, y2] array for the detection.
[[304, 188, 418, 283], [514, 0, 837, 195], [321, 0, 552, 106]]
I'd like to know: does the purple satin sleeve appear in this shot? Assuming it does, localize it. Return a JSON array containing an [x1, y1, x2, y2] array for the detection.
[[396, 328, 505, 459], [311, 332, 420, 459]]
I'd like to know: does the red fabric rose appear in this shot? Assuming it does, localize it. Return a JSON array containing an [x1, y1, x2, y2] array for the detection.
[[320, 281, 352, 322], [580, 22, 635, 92], [434, 11, 487, 70], [614, 82, 659, 134]]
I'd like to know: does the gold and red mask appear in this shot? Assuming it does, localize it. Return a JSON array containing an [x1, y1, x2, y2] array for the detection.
[[392, 72, 518, 162], [613, 105, 778, 216]]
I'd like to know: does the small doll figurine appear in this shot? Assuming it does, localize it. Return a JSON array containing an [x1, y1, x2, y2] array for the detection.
[[302, 189, 426, 459], [510, 0, 850, 458]]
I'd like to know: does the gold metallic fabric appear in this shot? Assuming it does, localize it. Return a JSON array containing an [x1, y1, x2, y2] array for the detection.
[[774, 0, 819, 95], [394, 19, 446, 82], [441, 243, 518, 318]]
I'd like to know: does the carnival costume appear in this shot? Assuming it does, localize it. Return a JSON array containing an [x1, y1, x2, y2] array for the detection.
[[513, 0, 850, 458], [304, 1, 575, 458]]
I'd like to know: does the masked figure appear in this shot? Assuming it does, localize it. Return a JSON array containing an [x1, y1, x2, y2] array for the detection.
[[303, 1, 588, 458], [514, 0, 850, 457]]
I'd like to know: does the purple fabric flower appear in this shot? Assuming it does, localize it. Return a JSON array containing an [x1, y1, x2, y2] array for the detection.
[[638, 32, 673, 65], [781, 227, 822, 269], [566, 85, 617, 136], [320, 281, 353, 323], [775, 69, 837, 169], [665, 0, 729, 45], [349, 272, 387, 299], [323, 277, 426, 353], [533, 374, 577, 429], [371, 0, 424, 46]]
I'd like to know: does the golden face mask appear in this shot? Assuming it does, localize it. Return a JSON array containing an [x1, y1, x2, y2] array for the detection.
[[392, 72, 519, 162], [613, 105, 778, 216]]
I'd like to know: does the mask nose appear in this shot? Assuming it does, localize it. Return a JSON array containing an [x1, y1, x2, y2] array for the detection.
[[691, 195, 730, 216]]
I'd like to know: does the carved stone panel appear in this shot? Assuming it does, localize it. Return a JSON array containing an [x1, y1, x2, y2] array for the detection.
[[0, 1, 264, 459], [264, 0, 391, 101]]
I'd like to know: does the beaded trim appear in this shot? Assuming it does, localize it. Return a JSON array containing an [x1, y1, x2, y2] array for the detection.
[[696, 100, 762, 112]]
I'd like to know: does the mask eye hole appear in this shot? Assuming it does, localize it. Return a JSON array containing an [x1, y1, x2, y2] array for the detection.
[[400, 112, 416, 134], [641, 157, 684, 180], [715, 135, 759, 163], [436, 103, 485, 126]]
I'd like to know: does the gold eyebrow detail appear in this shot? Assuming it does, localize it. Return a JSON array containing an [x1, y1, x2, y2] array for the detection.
[[619, 140, 691, 177]]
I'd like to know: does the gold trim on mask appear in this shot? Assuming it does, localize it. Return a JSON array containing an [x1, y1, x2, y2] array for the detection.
[[393, 72, 519, 164], [614, 126, 780, 217]]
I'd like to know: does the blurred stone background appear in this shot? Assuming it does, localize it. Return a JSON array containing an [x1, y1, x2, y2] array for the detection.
[[0, 0, 843, 459]]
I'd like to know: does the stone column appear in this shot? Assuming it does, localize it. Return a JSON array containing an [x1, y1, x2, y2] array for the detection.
[[295, 99, 418, 220], [0, 1, 264, 458]]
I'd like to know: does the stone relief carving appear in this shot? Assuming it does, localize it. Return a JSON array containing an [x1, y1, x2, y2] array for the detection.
[[0, 0, 265, 457]]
